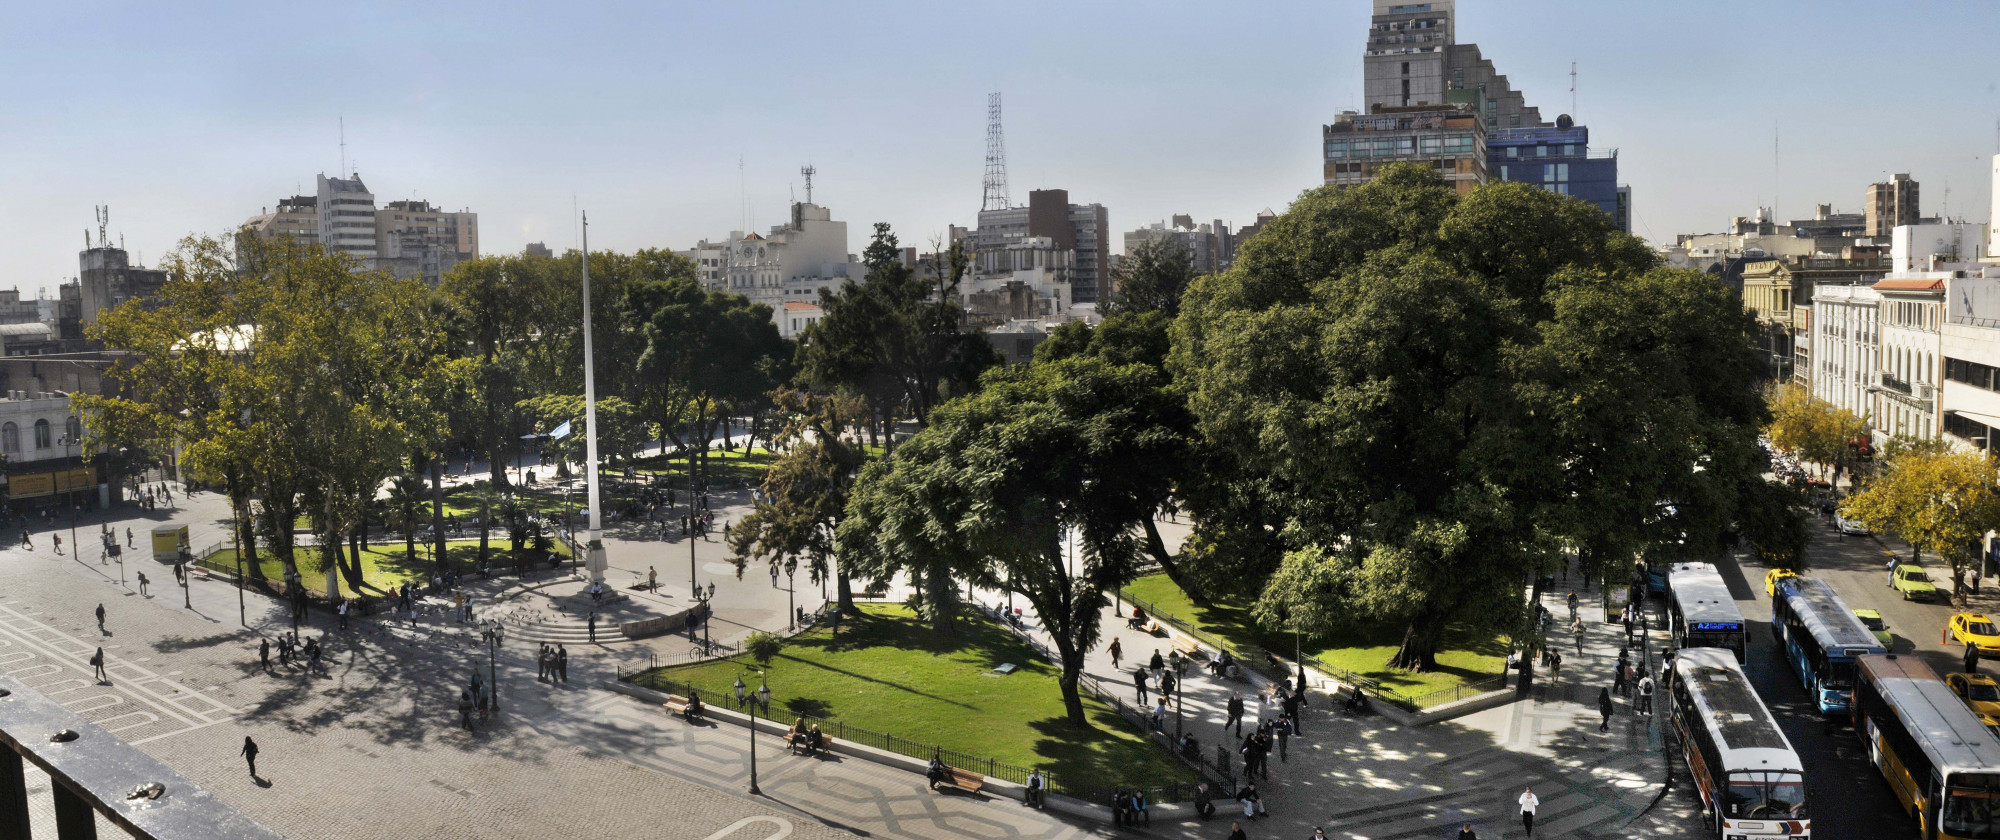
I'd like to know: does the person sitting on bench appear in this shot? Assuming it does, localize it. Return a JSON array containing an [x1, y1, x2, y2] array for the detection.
[[684, 691, 704, 719], [1128, 606, 1148, 629], [927, 756, 950, 791], [807, 724, 824, 755], [1344, 687, 1368, 714]]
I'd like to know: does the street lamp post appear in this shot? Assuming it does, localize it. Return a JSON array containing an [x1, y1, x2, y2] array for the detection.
[[692, 581, 716, 652], [735, 672, 771, 795], [486, 621, 505, 714], [787, 563, 796, 630], [58, 435, 80, 571]]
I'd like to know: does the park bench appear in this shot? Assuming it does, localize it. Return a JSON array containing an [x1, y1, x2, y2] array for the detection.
[[662, 695, 696, 718], [938, 767, 985, 794], [1141, 619, 1162, 635], [1171, 636, 1202, 660], [789, 733, 834, 756]]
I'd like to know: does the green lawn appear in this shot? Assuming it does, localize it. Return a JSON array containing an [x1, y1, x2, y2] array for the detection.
[[1121, 574, 1508, 705], [630, 446, 781, 485], [631, 604, 1195, 791], [204, 539, 572, 598]]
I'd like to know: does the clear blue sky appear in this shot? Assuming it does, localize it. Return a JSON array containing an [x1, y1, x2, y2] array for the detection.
[[3, 1, 1996, 291]]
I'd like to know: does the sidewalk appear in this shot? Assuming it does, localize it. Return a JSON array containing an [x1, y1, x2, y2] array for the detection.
[[983, 556, 1676, 838]]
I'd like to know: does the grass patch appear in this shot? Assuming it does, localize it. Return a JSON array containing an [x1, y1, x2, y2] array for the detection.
[[205, 539, 572, 598], [632, 604, 1195, 790], [1121, 574, 1507, 704], [630, 446, 782, 486]]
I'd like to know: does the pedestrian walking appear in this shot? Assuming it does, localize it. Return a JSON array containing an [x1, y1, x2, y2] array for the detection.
[[125, 527, 133, 549], [648, 566, 658, 593], [259, 639, 270, 672], [1227, 821, 1247, 840], [1614, 658, 1629, 697], [53, 533, 61, 556], [1637, 674, 1655, 715], [241, 736, 259, 778], [338, 599, 349, 630], [537, 644, 550, 680], [1598, 686, 1615, 732], [136, 571, 149, 597], [1550, 649, 1563, 684], [1457, 824, 1478, 840], [1572, 615, 1585, 655], [1226, 692, 1245, 737], [557, 644, 568, 683], [1977, 568, 1985, 594], [89, 647, 107, 683], [459, 691, 475, 731], [1107, 637, 1123, 669], [1133, 665, 1150, 704], [1518, 787, 1539, 836], [769, 561, 780, 587], [587, 611, 597, 643], [94, 603, 105, 634], [1967, 641, 1981, 675], [1276, 716, 1291, 762], [1149, 648, 1165, 674], [1282, 692, 1302, 735]]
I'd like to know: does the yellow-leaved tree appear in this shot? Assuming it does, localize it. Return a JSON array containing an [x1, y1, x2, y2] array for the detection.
[[1840, 448, 2000, 591], [1764, 384, 1870, 482]]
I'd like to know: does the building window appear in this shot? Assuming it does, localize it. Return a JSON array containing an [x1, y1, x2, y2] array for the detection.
[[1, 423, 16, 455], [65, 416, 80, 443], [1557, 163, 1569, 182], [1505, 146, 1517, 158], [1325, 140, 1347, 158], [1498, 165, 1509, 180], [33, 419, 50, 450], [1536, 145, 1548, 157]]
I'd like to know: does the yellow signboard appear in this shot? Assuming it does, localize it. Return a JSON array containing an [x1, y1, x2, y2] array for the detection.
[[7, 467, 96, 500]]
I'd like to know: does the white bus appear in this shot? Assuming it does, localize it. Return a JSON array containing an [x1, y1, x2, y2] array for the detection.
[[1669, 562, 1747, 662], [1669, 646, 1810, 838], [1855, 654, 2000, 839]]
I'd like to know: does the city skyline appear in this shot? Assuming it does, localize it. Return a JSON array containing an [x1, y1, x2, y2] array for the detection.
[[3, 0, 1996, 287]]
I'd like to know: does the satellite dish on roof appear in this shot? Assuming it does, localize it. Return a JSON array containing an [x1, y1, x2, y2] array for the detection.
[[1556, 114, 1574, 130]]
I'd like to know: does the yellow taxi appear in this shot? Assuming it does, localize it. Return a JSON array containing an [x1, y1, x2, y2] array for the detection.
[[1951, 613, 2000, 655], [1764, 568, 1800, 598], [1946, 672, 2000, 718]]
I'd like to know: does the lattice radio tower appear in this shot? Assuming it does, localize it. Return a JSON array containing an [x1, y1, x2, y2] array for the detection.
[[982, 92, 1012, 212]]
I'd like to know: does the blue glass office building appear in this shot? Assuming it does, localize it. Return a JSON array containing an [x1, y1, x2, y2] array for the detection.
[[1487, 124, 1628, 232]]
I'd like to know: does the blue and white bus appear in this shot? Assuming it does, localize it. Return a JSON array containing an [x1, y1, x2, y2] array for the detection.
[[1669, 562, 1747, 663], [1773, 577, 1886, 714]]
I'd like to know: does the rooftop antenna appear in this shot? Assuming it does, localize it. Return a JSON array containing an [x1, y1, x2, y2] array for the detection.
[[95, 205, 109, 249], [1569, 61, 1577, 119], [739, 155, 747, 234], [982, 92, 1012, 212], [339, 116, 347, 178], [801, 164, 816, 205], [1773, 121, 1780, 223]]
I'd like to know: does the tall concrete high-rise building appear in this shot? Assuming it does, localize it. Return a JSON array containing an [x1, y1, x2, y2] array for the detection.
[[1866, 173, 1920, 236], [375, 200, 478, 286], [77, 211, 167, 332], [969, 188, 1110, 304], [316, 173, 378, 261], [1328, 0, 1628, 224], [242, 195, 320, 247]]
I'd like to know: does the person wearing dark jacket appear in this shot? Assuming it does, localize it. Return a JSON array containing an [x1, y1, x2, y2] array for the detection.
[[1598, 686, 1615, 732], [1226, 692, 1246, 736], [241, 736, 260, 777], [1193, 781, 1215, 819], [1457, 824, 1479, 840], [1227, 821, 1247, 840]]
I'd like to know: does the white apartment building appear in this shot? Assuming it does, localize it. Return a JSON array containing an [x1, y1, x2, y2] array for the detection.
[[684, 201, 862, 328], [1941, 267, 2000, 452], [1872, 272, 1947, 445], [1892, 221, 1987, 273], [316, 174, 378, 261], [1810, 282, 1880, 419], [964, 235, 1072, 322]]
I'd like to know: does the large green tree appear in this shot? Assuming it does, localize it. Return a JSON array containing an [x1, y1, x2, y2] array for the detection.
[[1102, 236, 1198, 318], [1171, 167, 1767, 670], [838, 356, 1188, 722]]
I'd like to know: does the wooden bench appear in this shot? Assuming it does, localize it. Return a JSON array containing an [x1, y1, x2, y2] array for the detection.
[[788, 732, 834, 756], [662, 695, 696, 718], [940, 767, 985, 794], [1171, 636, 1202, 659]]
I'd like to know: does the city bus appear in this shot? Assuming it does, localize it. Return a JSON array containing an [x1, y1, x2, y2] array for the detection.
[[1773, 576, 1888, 714], [1854, 654, 2000, 839], [1669, 562, 1747, 662], [1669, 646, 1811, 839]]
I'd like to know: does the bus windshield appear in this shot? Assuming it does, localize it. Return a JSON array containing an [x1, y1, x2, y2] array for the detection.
[[1821, 660, 1856, 691], [1945, 773, 2000, 839], [1726, 772, 1807, 820]]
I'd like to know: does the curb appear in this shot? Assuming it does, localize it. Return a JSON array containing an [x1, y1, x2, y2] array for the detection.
[[601, 680, 1200, 826]]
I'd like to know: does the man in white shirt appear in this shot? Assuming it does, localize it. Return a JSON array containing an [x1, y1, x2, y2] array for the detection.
[[1519, 787, 1540, 836], [1637, 675, 1656, 715]]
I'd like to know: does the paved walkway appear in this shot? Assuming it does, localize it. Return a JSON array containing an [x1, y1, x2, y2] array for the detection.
[[981, 560, 1688, 839]]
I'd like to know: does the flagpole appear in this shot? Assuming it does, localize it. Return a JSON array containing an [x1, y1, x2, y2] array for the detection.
[[581, 211, 607, 585]]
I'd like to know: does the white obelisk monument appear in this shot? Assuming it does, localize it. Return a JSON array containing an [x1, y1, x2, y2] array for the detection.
[[580, 211, 608, 584]]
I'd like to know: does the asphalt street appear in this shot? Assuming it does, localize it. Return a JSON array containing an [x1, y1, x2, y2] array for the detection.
[[1719, 512, 1977, 840]]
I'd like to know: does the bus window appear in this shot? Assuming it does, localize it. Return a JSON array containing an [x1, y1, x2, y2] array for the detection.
[[1726, 772, 1808, 820], [1823, 660, 1856, 690], [1944, 773, 2000, 838]]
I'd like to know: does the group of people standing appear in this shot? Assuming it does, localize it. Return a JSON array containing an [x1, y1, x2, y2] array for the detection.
[[537, 643, 569, 683]]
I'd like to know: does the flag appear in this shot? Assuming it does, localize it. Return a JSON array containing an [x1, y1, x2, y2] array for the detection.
[[549, 420, 572, 441]]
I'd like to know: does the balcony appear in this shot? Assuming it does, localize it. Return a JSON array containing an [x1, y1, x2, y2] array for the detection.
[[1882, 374, 1911, 395]]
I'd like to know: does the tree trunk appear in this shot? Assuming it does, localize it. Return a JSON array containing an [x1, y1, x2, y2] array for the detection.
[[1052, 636, 1088, 725], [322, 491, 342, 602], [404, 502, 417, 566], [836, 571, 855, 613], [1387, 614, 1444, 672], [428, 458, 447, 575], [478, 496, 491, 565], [926, 565, 956, 636], [1141, 517, 1200, 603]]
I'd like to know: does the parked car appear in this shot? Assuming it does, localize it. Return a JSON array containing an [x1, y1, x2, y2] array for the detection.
[[1835, 514, 1872, 536], [1853, 608, 1893, 648], [1953, 613, 2000, 654], [1764, 568, 1800, 597], [1947, 672, 2000, 718], [1893, 565, 1940, 601]]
